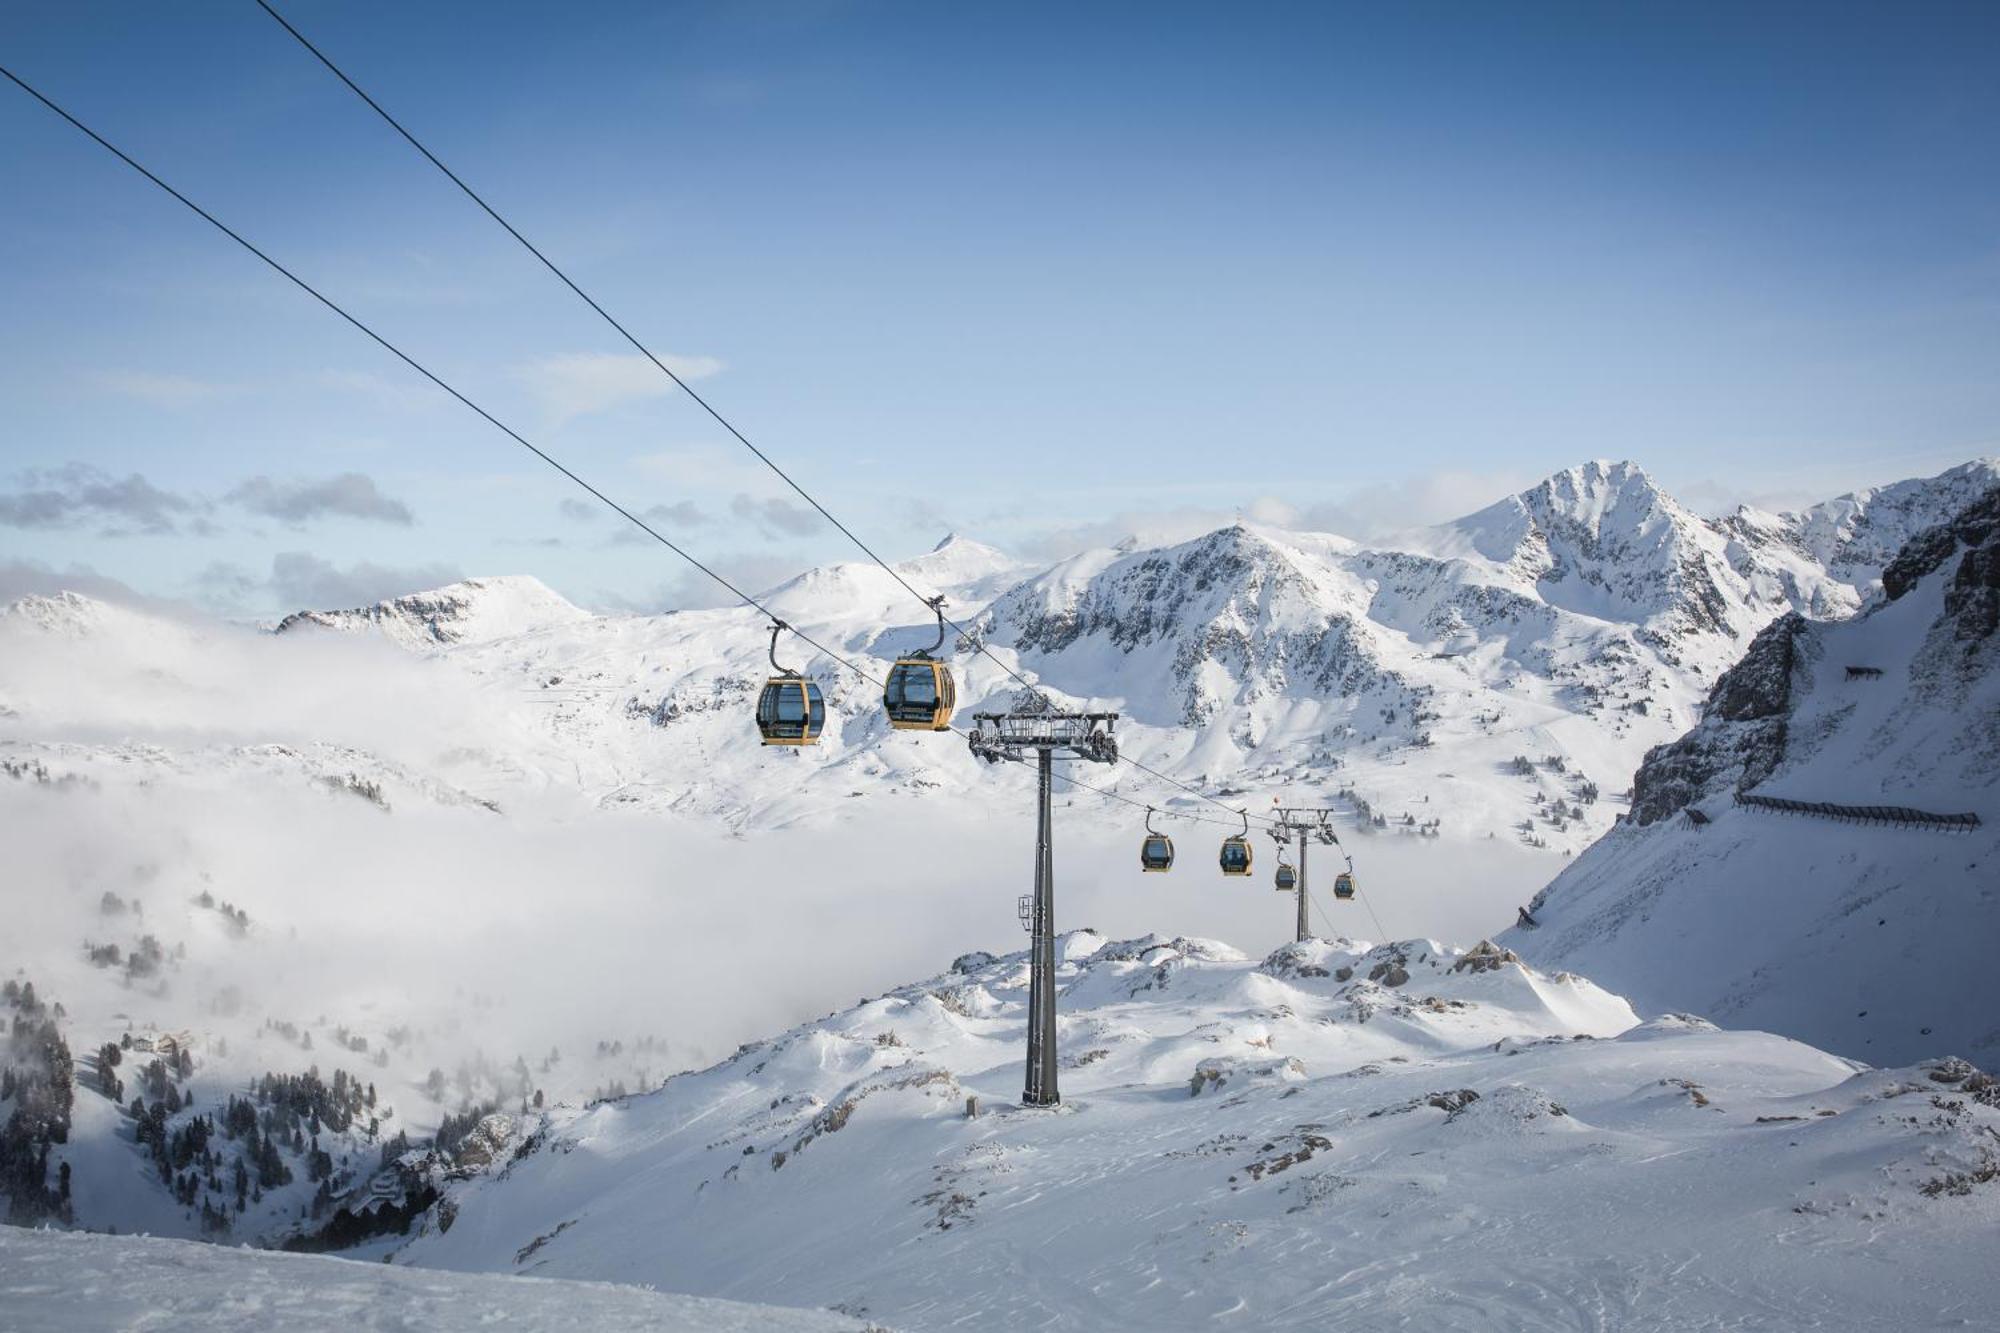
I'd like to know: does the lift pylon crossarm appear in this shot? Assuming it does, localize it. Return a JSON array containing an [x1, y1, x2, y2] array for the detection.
[[1264, 804, 1362, 944], [968, 710, 1120, 763]]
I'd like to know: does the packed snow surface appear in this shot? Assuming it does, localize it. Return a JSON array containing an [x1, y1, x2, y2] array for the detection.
[[0, 1228, 868, 1332], [395, 932, 2000, 1330]]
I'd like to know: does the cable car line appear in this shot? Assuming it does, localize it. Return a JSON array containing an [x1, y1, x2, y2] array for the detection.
[[251, 0, 1027, 686], [1356, 889, 1391, 944], [0, 61, 892, 716], [2, 54, 1275, 841], [10, 50, 1383, 1034], [249, 0, 1285, 833], [0, 61, 1280, 842]]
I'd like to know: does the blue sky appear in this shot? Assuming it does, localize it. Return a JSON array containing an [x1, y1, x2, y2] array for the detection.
[[2, 0, 1996, 612]]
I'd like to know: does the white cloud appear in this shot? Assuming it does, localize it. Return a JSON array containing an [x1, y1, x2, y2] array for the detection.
[[227, 473, 415, 526], [317, 368, 446, 416], [1273, 468, 1535, 539], [521, 351, 723, 424], [1009, 469, 1535, 562], [95, 371, 236, 408], [729, 493, 821, 538], [597, 551, 802, 613], [0, 464, 208, 536], [630, 441, 780, 497], [267, 552, 462, 610]]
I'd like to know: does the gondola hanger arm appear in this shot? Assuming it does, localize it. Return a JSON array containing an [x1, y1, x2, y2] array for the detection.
[[768, 620, 799, 676]]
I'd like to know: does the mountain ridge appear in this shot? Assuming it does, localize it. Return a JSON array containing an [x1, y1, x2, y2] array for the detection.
[[1507, 480, 2000, 1065]]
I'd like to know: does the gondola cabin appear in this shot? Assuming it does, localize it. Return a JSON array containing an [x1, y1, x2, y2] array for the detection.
[[1274, 862, 1296, 891], [756, 674, 825, 745], [1140, 833, 1175, 872], [1219, 835, 1253, 876], [1332, 871, 1356, 900], [883, 657, 955, 731]]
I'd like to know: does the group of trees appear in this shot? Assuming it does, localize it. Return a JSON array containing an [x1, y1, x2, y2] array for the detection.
[[192, 890, 251, 936], [127, 1062, 383, 1235], [77, 932, 174, 982], [6, 967, 549, 1243], [0, 979, 76, 1225], [252, 1067, 377, 1138]]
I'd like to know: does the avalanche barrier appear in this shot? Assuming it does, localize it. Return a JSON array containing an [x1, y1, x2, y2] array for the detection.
[[1734, 791, 1983, 832]]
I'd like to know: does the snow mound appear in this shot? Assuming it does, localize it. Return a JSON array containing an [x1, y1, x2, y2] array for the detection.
[[385, 934, 2000, 1330]]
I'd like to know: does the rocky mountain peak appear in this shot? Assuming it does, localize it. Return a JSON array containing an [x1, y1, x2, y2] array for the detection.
[[273, 575, 588, 650]]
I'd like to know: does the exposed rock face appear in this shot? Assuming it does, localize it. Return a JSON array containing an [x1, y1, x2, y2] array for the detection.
[[1953, 525, 2000, 643], [1941, 490, 1999, 644], [1880, 484, 2000, 686], [1627, 613, 1804, 826]]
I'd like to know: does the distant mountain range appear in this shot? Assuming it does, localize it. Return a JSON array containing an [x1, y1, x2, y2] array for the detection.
[[237, 455, 1996, 852]]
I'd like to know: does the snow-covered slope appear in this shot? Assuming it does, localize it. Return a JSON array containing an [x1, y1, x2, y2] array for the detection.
[[272, 575, 591, 651], [1777, 457, 2000, 592], [390, 931, 2000, 1330], [1509, 484, 2000, 1066], [0, 1228, 869, 1332]]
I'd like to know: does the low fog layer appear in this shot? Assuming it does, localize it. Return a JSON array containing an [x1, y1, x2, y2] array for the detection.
[[0, 588, 1551, 1125], [2, 766, 1548, 1112]]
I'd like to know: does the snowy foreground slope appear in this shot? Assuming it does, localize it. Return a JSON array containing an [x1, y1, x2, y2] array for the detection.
[[395, 933, 2000, 1330], [1510, 485, 2000, 1068], [0, 1228, 869, 1333]]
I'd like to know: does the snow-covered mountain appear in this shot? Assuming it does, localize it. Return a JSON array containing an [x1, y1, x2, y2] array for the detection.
[[1508, 482, 2000, 1067], [272, 575, 591, 651], [410, 456, 1980, 852], [383, 930, 2000, 1329], [1769, 457, 2000, 590]]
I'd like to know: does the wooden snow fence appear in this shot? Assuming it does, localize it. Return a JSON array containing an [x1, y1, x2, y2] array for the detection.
[[1735, 791, 1982, 833]]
